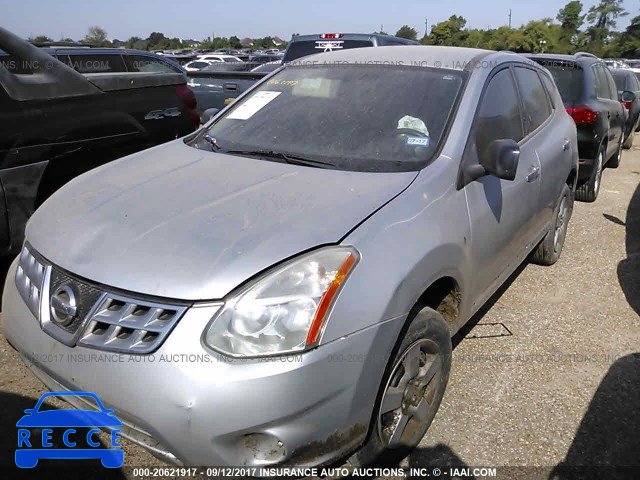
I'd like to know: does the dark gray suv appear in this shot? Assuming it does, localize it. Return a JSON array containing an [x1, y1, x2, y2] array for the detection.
[[528, 53, 626, 202]]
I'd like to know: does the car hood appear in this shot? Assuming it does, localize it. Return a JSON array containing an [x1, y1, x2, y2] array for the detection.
[[27, 140, 416, 300]]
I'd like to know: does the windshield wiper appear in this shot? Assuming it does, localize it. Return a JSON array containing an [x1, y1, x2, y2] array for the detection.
[[222, 150, 335, 168]]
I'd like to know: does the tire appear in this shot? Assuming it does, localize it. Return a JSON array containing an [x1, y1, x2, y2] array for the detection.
[[607, 134, 623, 169], [623, 130, 634, 149], [531, 184, 572, 266], [575, 147, 603, 202], [349, 307, 452, 466]]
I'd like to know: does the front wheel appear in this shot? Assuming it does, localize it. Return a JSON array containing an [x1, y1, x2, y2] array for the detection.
[[349, 307, 452, 466]]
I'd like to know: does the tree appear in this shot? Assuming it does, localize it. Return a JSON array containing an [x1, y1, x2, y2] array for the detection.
[[30, 35, 54, 44], [229, 36, 242, 49], [126, 36, 142, 49], [147, 32, 168, 49], [585, 0, 628, 47], [254, 36, 274, 49], [611, 15, 640, 57], [557, 1, 585, 32], [84, 26, 109, 46], [423, 15, 467, 46], [395, 25, 418, 41]]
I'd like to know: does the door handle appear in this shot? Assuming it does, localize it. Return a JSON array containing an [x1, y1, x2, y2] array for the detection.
[[562, 139, 571, 151], [223, 82, 238, 91], [526, 166, 540, 183]]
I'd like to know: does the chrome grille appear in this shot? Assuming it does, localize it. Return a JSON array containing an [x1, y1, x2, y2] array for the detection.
[[16, 243, 188, 354], [15, 244, 46, 318], [78, 294, 188, 354]]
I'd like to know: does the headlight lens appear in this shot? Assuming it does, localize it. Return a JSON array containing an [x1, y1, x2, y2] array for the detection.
[[204, 246, 359, 357]]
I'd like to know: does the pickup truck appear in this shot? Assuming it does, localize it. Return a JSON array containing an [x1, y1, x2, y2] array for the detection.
[[188, 33, 419, 115], [0, 26, 199, 256]]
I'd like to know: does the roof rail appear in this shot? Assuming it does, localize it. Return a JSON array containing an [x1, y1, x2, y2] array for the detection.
[[32, 42, 92, 48], [575, 52, 598, 59]]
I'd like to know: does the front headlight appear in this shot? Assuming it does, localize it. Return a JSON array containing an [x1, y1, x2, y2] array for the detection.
[[203, 246, 359, 357]]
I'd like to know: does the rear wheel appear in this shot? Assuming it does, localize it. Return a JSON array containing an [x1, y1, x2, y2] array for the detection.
[[531, 184, 572, 266], [623, 130, 635, 149], [575, 147, 603, 202], [349, 307, 451, 466], [607, 133, 624, 168]]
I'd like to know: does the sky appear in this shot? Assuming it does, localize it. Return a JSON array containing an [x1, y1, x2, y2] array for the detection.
[[1, 0, 638, 42]]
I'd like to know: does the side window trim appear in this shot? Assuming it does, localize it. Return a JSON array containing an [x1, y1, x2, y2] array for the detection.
[[539, 71, 557, 111]]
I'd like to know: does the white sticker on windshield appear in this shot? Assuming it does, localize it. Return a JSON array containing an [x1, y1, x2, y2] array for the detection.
[[227, 91, 282, 120]]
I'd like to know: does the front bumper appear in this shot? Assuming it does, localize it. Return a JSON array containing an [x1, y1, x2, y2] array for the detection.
[[3, 258, 405, 466]]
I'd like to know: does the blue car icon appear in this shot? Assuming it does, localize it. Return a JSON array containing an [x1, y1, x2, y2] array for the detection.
[[16, 391, 124, 468]]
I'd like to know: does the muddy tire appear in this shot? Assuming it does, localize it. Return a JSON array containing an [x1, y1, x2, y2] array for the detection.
[[348, 307, 451, 466], [623, 130, 634, 149], [531, 184, 572, 266]]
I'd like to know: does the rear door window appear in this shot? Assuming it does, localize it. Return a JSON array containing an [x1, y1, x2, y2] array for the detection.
[[514, 67, 552, 134], [604, 69, 619, 100], [65, 54, 127, 73], [124, 55, 178, 73]]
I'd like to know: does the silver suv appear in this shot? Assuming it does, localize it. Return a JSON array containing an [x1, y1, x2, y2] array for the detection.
[[3, 46, 578, 467]]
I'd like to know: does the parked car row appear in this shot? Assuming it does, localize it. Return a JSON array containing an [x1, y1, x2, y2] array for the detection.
[[187, 33, 420, 113], [0, 26, 199, 257]]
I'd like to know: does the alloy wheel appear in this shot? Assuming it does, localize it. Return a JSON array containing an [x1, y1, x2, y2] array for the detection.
[[378, 339, 443, 447], [553, 195, 568, 254]]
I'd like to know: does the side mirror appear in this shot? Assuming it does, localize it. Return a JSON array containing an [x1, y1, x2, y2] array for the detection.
[[621, 90, 635, 103], [200, 108, 220, 125], [480, 139, 520, 181]]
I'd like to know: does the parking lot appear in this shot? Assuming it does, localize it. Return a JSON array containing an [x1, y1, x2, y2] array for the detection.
[[0, 143, 639, 478]]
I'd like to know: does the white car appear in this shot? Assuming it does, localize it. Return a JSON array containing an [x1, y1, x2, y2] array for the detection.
[[184, 60, 218, 72], [196, 54, 243, 64]]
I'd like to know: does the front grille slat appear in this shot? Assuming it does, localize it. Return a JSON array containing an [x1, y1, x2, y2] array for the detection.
[[16, 243, 189, 354], [79, 294, 187, 353], [15, 244, 46, 318]]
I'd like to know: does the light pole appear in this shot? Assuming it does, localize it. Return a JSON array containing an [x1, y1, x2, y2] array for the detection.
[[539, 39, 547, 54]]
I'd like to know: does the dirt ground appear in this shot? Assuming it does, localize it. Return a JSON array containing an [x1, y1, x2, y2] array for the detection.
[[0, 143, 638, 480]]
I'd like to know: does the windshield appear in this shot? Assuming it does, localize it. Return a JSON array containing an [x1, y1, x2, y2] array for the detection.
[[192, 65, 466, 172]]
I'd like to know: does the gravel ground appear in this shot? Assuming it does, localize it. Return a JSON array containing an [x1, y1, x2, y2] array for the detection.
[[0, 144, 639, 479]]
